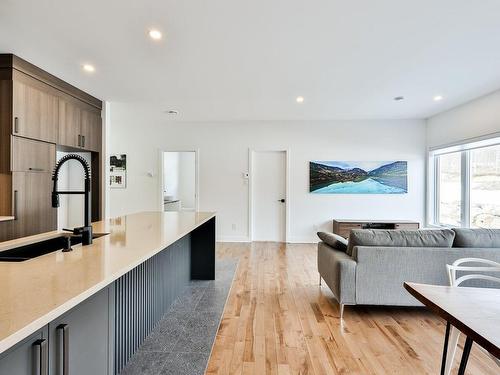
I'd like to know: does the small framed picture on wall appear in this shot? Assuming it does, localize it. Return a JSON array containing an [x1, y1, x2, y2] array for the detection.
[[110, 154, 127, 188]]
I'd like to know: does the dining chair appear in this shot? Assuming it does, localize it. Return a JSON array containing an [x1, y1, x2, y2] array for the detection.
[[442, 257, 500, 375]]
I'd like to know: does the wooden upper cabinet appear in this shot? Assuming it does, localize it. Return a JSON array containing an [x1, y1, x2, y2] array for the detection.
[[11, 136, 56, 173], [1, 55, 102, 151], [0, 54, 102, 241], [12, 72, 58, 143], [80, 107, 101, 152], [59, 95, 101, 152], [58, 96, 82, 148], [11, 171, 56, 238]]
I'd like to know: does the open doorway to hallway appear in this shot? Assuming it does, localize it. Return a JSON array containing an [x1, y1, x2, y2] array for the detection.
[[162, 151, 198, 212]]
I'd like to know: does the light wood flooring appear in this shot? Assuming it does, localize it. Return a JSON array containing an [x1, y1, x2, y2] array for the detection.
[[206, 242, 498, 375]]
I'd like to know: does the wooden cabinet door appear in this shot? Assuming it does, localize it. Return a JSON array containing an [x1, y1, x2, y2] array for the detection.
[[49, 287, 111, 375], [80, 107, 101, 152], [0, 327, 48, 375], [12, 172, 56, 238], [58, 96, 81, 148], [12, 73, 58, 143], [337, 223, 362, 238], [11, 136, 56, 173]]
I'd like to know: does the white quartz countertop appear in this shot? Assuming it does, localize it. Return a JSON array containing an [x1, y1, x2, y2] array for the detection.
[[0, 211, 215, 354]]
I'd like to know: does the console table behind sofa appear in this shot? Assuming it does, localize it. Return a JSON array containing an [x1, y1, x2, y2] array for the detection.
[[332, 219, 420, 238]]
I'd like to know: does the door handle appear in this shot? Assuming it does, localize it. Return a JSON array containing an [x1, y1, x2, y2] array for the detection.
[[13, 190, 18, 220], [78, 134, 81, 147], [33, 339, 48, 375], [82, 135, 85, 148], [28, 167, 45, 172], [278, 198, 285, 203], [14, 117, 19, 133], [57, 324, 69, 375]]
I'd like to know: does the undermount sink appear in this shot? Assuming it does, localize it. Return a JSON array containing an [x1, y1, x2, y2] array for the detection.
[[0, 233, 109, 262]]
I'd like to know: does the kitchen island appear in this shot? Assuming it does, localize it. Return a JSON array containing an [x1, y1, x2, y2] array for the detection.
[[0, 211, 215, 374]]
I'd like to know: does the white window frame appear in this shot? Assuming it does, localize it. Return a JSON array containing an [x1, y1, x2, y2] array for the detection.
[[428, 133, 500, 228]]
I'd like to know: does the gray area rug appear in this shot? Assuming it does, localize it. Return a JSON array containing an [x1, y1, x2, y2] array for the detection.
[[120, 259, 237, 375]]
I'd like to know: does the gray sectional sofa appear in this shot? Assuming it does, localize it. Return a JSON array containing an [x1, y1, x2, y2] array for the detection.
[[317, 228, 500, 317]]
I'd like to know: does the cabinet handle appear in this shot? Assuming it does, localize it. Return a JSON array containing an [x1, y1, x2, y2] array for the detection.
[[14, 117, 19, 133], [78, 134, 81, 147], [28, 167, 45, 172], [57, 324, 69, 375], [82, 135, 85, 148], [13, 190, 18, 220], [33, 339, 48, 375]]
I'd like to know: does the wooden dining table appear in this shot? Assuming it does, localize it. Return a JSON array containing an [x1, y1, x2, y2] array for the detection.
[[404, 282, 500, 375]]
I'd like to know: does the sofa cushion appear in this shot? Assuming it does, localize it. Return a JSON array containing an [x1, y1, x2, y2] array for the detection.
[[346, 229, 455, 256], [317, 232, 348, 252], [452, 228, 500, 248]]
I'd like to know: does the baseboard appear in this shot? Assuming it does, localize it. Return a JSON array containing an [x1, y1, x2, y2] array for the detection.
[[216, 236, 318, 244], [217, 236, 251, 243], [286, 237, 318, 244]]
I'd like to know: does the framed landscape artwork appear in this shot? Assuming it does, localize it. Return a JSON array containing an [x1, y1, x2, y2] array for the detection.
[[310, 161, 408, 194]]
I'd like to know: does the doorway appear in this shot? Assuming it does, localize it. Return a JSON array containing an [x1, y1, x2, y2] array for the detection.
[[250, 150, 288, 242], [161, 151, 198, 212]]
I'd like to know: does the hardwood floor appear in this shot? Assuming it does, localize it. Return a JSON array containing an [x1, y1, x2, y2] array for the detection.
[[207, 242, 498, 375]]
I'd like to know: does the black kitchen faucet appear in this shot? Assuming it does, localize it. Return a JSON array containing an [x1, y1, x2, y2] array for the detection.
[[51, 154, 93, 245]]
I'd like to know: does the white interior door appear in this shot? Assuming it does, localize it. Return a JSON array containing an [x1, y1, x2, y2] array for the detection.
[[252, 151, 286, 241]]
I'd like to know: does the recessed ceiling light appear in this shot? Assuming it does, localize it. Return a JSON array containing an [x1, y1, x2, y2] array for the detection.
[[148, 29, 162, 40], [394, 96, 404, 101], [296, 96, 304, 103], [82, 64, 95, 73], [433, 95, 444, 101], [164, 109, 179, 115]]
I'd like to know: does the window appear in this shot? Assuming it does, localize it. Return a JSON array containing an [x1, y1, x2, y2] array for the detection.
[[437, 152, 462, 226], [470, 144, 500, 228], [430, 137, 500, 228]]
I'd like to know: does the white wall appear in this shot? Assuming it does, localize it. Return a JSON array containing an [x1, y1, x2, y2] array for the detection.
[[108, 103, 426, 242], [427, 89, 500, 148]]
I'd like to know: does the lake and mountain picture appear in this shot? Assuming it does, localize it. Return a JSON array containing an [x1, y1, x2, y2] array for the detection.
[[310, 161, 408, 194]]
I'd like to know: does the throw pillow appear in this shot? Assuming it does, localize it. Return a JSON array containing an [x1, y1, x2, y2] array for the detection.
[[317, 232, 348, 252]]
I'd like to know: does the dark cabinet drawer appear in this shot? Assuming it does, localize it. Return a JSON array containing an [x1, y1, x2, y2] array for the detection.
[[0, 326, 48, 375], [49, 287, 111, 375]]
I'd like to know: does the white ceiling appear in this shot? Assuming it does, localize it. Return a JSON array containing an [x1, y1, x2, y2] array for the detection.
[[1, 0, 500, 121]]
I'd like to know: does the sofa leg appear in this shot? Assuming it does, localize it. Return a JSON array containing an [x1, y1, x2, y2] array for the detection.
[[319, 275, 322, 286], [340, 303, 345, 320]]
